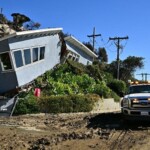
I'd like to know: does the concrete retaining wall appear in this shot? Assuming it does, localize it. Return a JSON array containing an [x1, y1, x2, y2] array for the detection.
[[91, 98, 121, 113]]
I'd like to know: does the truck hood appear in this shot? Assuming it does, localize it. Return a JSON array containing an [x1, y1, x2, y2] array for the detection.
[[124, 93, 150, 99]]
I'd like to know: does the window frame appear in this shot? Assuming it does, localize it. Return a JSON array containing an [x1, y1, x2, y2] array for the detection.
[[67, 52, 80, 62], [23, 48, 32, 65], [39, 46, 45, 60], [12, 45, 46, 70], [13, 50, 24, 68], [32, 47, 39, 63]]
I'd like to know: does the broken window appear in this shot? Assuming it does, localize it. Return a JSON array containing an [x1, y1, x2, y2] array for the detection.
[[14, 50, 23, 68], [32, 48, 38, 62], [39, 47, 45, 60], [24, 49, 31, 65], [0, 52, 12, 71]]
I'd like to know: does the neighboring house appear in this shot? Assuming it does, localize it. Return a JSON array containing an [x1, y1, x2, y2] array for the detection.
[[0, 28, 62, 94], [0, 29, 97, 94], [64, 36, 97, 65]]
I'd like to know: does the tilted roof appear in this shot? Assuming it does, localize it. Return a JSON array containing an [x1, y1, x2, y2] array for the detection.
[[0, 28, 63, 42], [64, 36, 98, 58]]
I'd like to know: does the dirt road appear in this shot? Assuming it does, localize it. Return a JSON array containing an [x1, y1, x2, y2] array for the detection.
[[0, 112, 150, 150]]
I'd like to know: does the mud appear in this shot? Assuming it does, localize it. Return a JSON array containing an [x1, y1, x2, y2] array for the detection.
[[0, 112, 150, 150]]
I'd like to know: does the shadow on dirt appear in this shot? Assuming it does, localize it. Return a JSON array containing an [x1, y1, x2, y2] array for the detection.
[[87, 112, 150, 131]]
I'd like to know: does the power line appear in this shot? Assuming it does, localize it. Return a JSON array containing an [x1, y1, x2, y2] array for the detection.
[[137, 73, 150, 81], [96, 36, 110, 47], [109, 36, 129, 80], [87, 27, 101, 52]]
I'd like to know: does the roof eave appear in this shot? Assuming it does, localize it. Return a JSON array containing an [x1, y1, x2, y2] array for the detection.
[[0, 32, 17, 42], [65, 36, 98, 58], [0, 28, 63, 42], [16, 28, 63, 36]]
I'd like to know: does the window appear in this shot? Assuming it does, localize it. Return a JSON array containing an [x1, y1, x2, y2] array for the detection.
[[39, 47, 45, 60], [129, 85, 150, 94], [0, 52, 12, 71], [87, 61, 90, 65], [32, 48, 39, 62], [67, 52, 80, 62], [72, 56, 76, 61], [14, 50, 23, 68], [24, 49, 31, 65], [68, 55, 72, 59], [12, 46, 45, 69], [75, 57, 79, 62]]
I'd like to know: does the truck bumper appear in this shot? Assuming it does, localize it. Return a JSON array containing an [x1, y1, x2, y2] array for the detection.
[[122, 107, 150, 120]]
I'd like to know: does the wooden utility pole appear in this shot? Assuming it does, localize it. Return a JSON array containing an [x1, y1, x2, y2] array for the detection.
[[0, 8, 3, 23], [137, 73, 150, 81], [87, 27, 101, 52], [109, 36, 129, 80]]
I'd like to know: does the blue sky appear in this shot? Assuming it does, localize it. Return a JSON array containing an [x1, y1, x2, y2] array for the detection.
[[1, 0, 150, 80]]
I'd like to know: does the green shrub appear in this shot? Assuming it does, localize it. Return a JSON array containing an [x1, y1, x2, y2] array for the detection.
[[34, 61, 116, 96], [14, 92, 40, 115], [38, 73, 97, 95], [107, 79, 126, 97], [93, 81, 110, 97], [103, 72, 114, 84], [86, 64, 103, 81], [38, 94, 99, 113], [110, 91, 121, 102], [66, 59, 87, 75]]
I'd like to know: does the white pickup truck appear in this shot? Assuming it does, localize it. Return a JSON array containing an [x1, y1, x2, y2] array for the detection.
[[121, 81, 150, 118]]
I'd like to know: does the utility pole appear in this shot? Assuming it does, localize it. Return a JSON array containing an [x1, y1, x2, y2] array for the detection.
[[109, 36, 129, 80], [0, 8, 3, 23], [87, 27, 101, 52], [137, 73, 150, 81]]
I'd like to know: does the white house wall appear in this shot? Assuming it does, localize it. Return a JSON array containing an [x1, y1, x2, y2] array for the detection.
[[66, 42, 94, 65], [8, 34, 61, 87]]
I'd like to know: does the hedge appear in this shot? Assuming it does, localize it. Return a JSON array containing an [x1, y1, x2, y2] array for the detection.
[[38, 94, 99, 113], [13, 93, 100, 115]]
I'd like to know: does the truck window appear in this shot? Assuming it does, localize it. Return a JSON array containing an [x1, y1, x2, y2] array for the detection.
[[129, 85, 150, 94]]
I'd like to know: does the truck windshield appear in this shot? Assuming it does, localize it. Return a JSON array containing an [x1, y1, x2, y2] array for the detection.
[[129, 85, 150, 94]]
